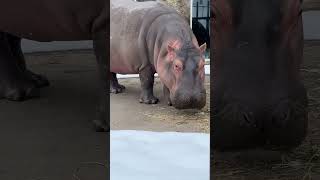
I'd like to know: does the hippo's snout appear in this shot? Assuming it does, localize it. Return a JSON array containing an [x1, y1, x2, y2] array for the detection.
[[171, 89, 206, 110], [212, 98, 308, 151]]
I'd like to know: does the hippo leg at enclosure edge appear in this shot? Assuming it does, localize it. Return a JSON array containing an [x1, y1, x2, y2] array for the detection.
[[110, 72, 125, 94], [139, 65, 159, 104], [92, 30, 109, 132], [0, 32, 46, 101], [163, 85, 172, 106]]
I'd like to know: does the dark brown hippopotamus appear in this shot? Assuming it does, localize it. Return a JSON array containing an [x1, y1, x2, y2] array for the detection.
[[212, 0, 320, 150], [0, 1, 107, 131], [110, 0, 207, 109]]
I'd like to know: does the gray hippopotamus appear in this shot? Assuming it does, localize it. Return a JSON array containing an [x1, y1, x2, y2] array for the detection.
[[0, 1, 107, 131], [212, 0, 320, 150], [111, 0, 207, 109]]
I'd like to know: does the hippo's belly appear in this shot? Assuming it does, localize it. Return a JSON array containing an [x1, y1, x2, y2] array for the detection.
[[0, 0, 105, 41], [110, 41, 143, 74]]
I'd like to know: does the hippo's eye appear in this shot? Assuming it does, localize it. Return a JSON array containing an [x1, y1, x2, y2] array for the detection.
[[173, 63, 183, 72]]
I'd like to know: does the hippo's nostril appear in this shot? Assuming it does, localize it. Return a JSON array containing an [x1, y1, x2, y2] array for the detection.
[[271, 104, 291, 128], [240, 112, 256, 128], [266, 99, 308, 149]]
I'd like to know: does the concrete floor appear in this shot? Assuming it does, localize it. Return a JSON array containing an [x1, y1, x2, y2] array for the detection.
[[0, 50, 107, 180]]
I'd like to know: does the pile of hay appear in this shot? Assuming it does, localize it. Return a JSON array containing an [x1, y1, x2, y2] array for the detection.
[[159, 0, 190, 22]]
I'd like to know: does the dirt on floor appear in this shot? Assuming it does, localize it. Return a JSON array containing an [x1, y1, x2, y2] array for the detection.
[[213, 41, 320, 180]]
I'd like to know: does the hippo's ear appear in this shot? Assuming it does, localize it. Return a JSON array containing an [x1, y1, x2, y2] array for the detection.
[[199, 43, 207, 54]]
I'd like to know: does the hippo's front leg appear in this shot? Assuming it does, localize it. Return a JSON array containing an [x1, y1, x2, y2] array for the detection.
[[92, 31, 109, 132], [139, 65, 159, 104], [0, 32, 48, 101], [7, 34, 50, 88], [110, 72, 125, 93], [163, 85, 172, 106]]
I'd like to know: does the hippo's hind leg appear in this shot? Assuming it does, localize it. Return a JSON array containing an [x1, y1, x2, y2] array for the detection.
[[110, 72, 125, 93], [92, 31, 109, 132], [7, 33, 49, 88], [139, 65, 159, 104], [0, 32, 46, 101]]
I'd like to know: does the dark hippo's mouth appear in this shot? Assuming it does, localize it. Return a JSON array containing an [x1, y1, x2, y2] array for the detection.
[[170, 90, 206, 110], [212, 97, 308, 151]]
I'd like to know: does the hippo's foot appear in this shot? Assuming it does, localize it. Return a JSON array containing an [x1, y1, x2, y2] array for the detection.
[[110, 72, 125, 94], [139, 94, 159, 104], [26, 70, 50, 88], [110, 83, 125, 94], [0, 70, 48, 101], [93, 119, 109, 132], [0, 79, 40, 101]]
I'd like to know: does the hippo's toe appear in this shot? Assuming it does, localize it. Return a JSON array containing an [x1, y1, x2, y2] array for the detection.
[[110, 84, 125, 94], [26, 70, 50, 88], [93, 119, 109, 132], [1, 81, 40, 101], [139, 95, 159, 104]]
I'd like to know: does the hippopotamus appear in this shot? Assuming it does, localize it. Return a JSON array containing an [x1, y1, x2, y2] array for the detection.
[[111, 0, 207, 109], [212, 0, 320, 150], [0, 1, 107, 131]]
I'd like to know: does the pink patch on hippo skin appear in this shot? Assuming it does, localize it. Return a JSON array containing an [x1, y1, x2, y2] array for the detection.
[[167, 40, 181, 62]]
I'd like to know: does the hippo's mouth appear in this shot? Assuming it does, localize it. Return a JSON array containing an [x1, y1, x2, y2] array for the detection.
[[212, 97, 308, 151], [170, 91, 206, 110]]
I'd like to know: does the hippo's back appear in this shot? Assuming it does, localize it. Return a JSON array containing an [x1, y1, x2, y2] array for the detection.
[[0, 0, 105, 41], [110, 0, 178, 74]]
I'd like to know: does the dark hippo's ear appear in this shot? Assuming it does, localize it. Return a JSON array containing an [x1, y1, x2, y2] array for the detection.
[[199, 43, 207, 54]]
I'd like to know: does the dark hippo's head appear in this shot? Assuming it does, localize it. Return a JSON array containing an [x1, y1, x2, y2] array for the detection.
[[212, 0, 320, 150], [157, 38, 207, 110]]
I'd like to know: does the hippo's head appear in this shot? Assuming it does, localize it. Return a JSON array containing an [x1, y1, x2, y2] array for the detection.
[[212, 0, 320, 150], [157, 38, 207, 110]]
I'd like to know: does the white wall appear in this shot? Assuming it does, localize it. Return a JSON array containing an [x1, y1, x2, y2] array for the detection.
[[21, 40, 93, 53], [303, 11, 320, 40]]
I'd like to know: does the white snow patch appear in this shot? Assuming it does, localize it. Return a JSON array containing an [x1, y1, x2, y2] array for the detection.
[[111, 130, 210, 180]]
